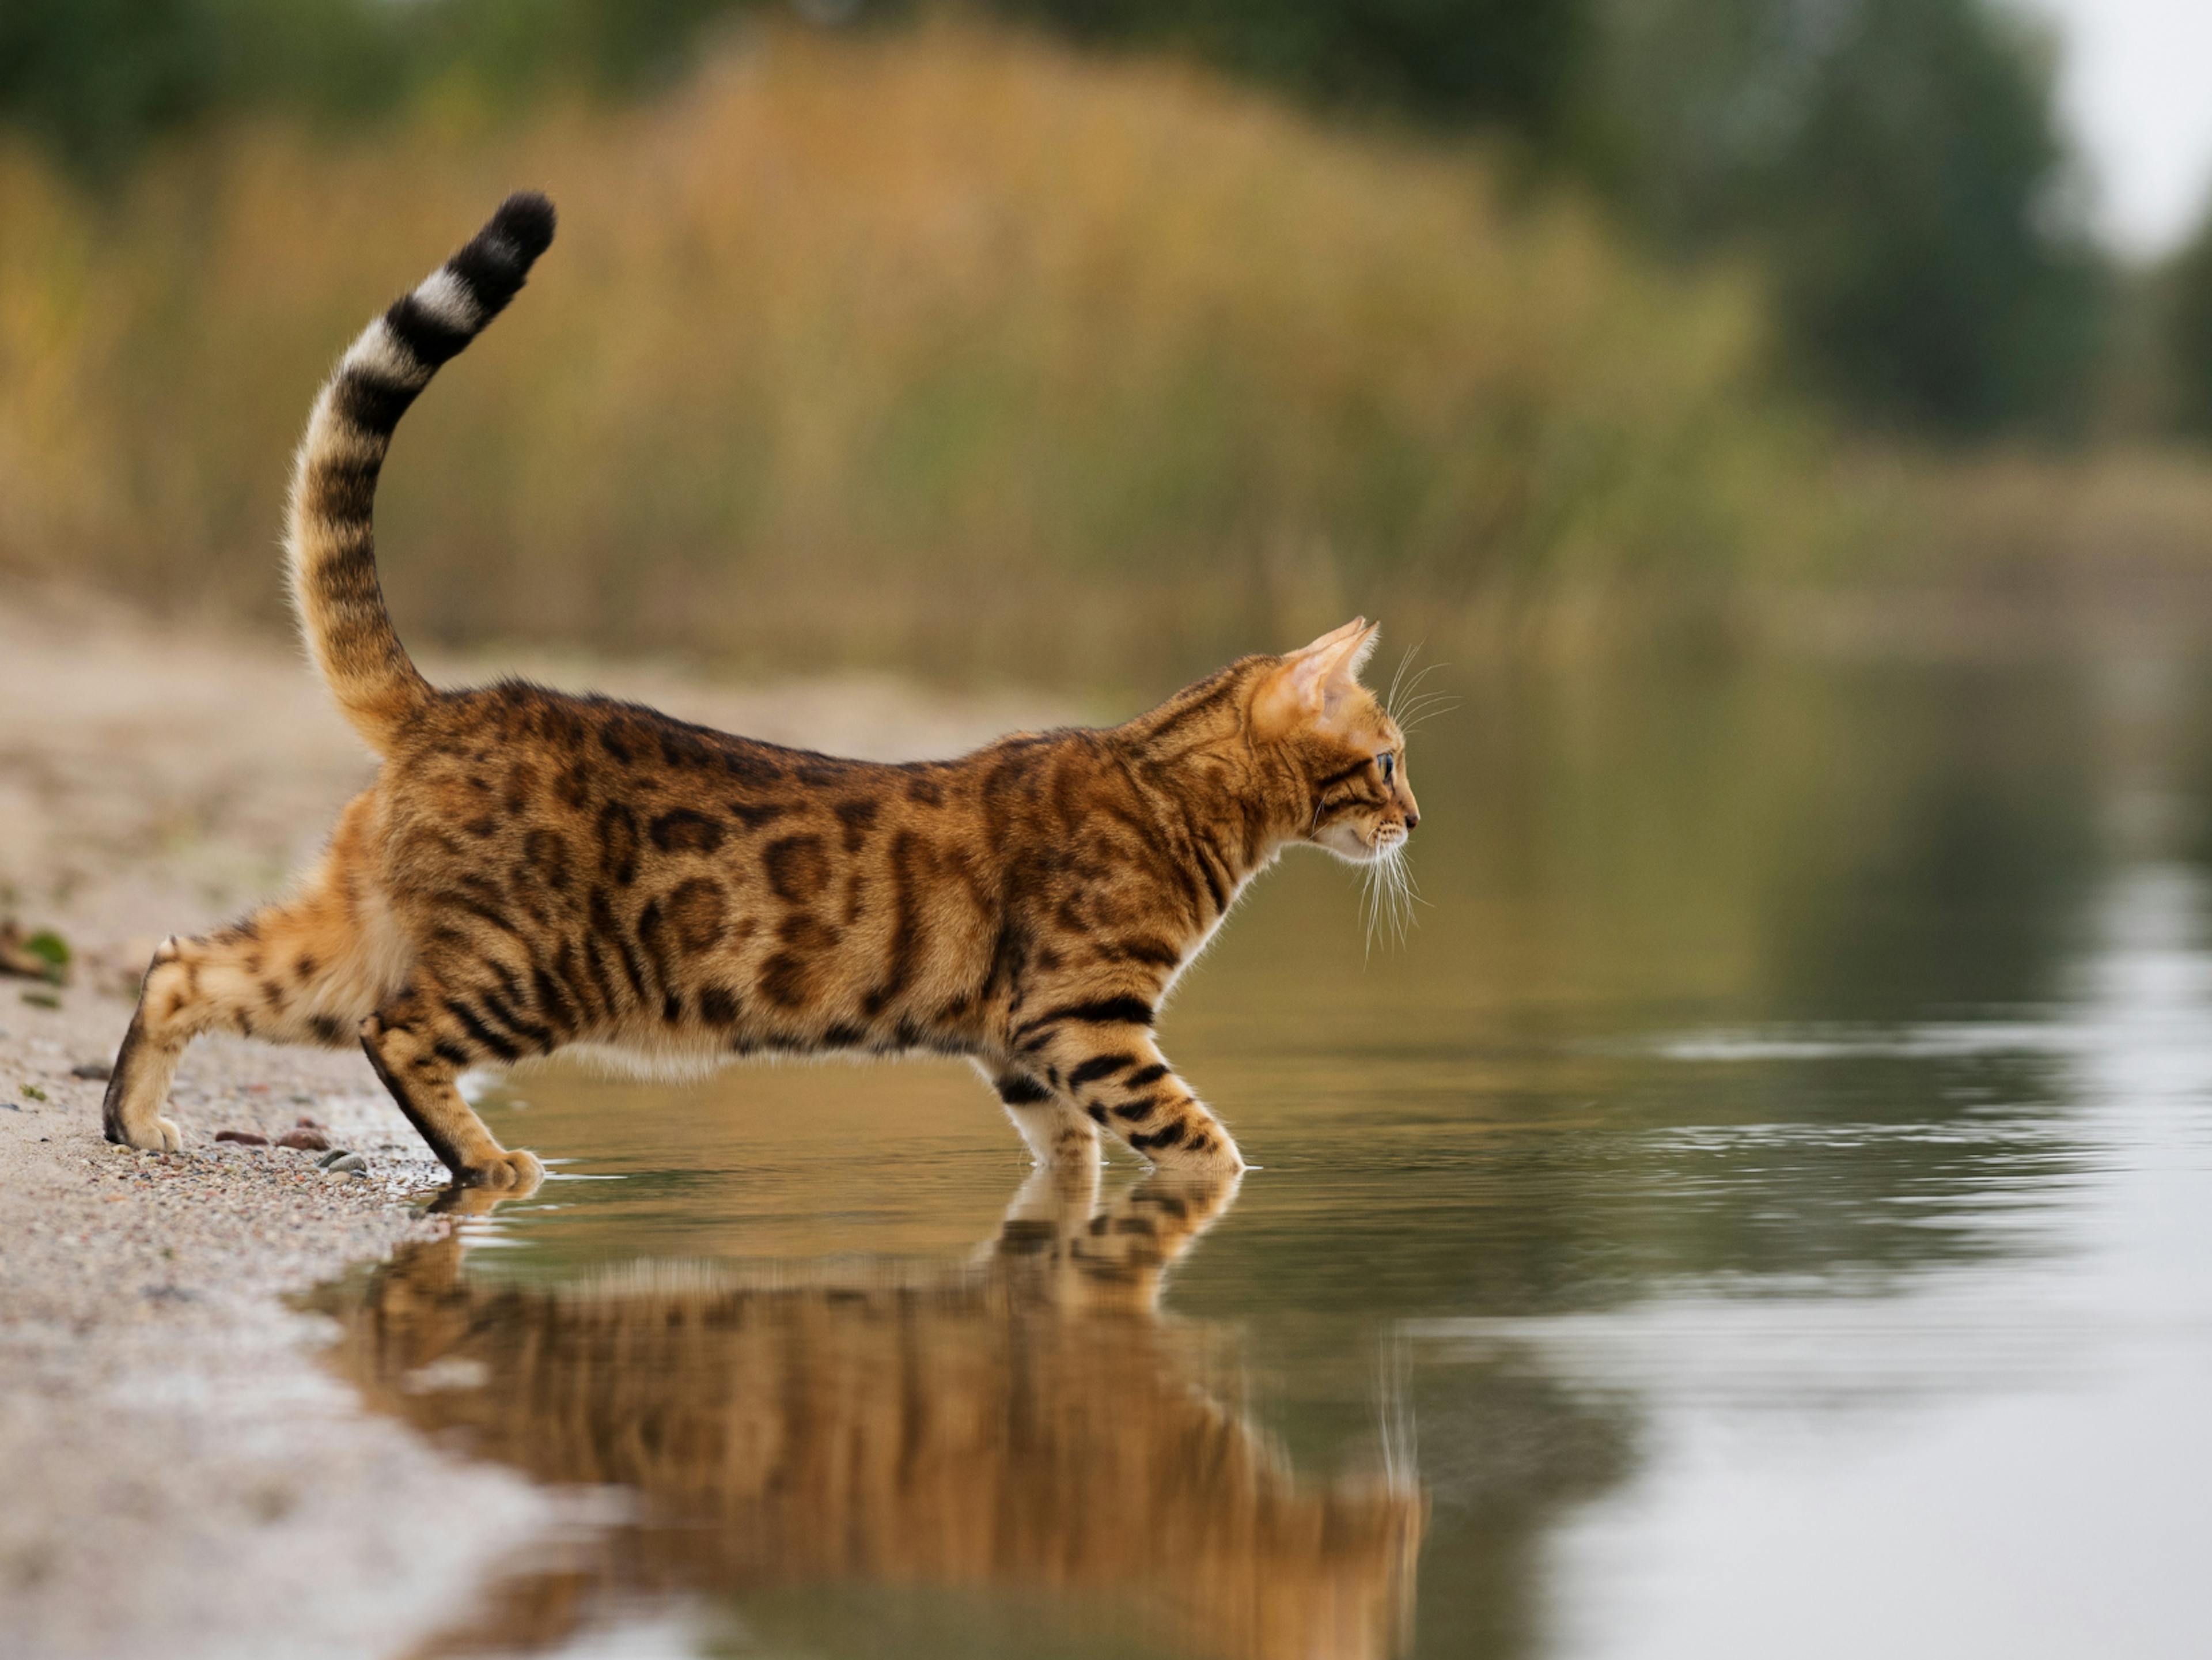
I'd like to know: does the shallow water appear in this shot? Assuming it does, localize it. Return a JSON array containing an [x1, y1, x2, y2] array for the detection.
[[327, 655, 2212, 1659]]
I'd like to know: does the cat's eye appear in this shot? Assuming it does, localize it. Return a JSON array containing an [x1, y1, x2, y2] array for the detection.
[[1379, 752, 1395, 783]]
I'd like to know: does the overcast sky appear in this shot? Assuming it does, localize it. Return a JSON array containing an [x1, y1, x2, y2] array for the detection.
[[2016, 0, 2212, 258]]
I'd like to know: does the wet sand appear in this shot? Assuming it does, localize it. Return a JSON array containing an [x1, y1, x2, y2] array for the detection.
[[0, 587, 1065, 1658]]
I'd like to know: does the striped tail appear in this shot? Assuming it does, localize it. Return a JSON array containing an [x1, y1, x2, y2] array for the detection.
[[285, 192, 558, 754]]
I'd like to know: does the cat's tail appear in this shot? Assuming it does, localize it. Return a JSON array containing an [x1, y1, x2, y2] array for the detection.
[[285, 192, 557, 755]]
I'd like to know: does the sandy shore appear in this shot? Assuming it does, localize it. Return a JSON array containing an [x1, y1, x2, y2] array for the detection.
[[0, 587, 1063, 1658]]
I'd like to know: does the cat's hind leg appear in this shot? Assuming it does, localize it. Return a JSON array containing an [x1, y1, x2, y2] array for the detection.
[[103, 795, 406, 1151]]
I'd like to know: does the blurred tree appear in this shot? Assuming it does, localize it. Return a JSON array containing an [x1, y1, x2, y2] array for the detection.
[[0, 0, 785, 179], [405, 0, 771, 97], [1, 0, 1592, 164], [2163, 213, 2212, 438], [976, 0, 2107, 435], [0, 0, 232, 175], [0, 0, 2106, 436], [978, 0, 1590, 138], [1579, 0, 2104, 436], [0, 0, 412, 178]]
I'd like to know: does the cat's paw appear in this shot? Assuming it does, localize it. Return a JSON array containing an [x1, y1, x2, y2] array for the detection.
[[106, 1116, 183, 1154], [459, 1148, 543, 1195], [1147, 1135, 1245, 1177]]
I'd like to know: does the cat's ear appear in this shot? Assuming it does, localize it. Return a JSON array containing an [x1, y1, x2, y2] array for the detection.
[[1255, 618, 1379, 732]]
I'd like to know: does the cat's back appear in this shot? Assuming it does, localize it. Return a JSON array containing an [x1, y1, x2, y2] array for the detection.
[[355, 680, 1188, 1056]]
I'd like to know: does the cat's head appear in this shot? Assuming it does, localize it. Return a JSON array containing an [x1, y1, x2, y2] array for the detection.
[[1253, 619, 1421, 864]]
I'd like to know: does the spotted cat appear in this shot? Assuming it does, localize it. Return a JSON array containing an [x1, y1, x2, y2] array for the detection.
[[101, 194, 1422, 1189]]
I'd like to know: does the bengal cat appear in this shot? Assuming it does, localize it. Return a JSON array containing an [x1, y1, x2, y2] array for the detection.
[[100, 194, 1422, 1191]]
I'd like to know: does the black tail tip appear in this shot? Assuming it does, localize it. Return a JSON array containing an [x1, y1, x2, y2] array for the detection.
[[487, 191, 558, 261]]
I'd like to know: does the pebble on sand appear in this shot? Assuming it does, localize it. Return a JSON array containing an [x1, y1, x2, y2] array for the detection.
[[276, 1127, 329, 1152], [213, 1129, 268, 1147]]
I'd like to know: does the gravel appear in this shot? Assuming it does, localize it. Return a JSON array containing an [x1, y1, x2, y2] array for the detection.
[[0, 985, 552, 1660]]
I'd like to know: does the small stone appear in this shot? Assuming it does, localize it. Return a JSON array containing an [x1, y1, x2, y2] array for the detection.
[[295, 1113, 324, 1129], [70, 1061, 112, 1082], [325, 1152, 368, 1174], [275, 1127, 329, 1152], [213, 1129, 268, 1147]]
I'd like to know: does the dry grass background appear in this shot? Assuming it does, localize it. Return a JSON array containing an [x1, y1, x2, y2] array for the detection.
[[0, 19, 1844, 690]]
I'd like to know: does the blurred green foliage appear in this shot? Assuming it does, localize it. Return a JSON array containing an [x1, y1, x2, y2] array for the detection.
[[0, 0, 236, 173], [2164, 220, 2212, 440], [982, 0, 1590, 139], [0, 23, 1832, 682], [0, 0, 763, 172], [963, 0, 2105, 436], [1582, 0, 2103, 437], [0, 0, 2109, 438], [0, 1, 402, 173]]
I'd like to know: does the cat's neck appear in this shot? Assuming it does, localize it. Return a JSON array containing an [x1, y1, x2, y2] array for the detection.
[[1107, 680, 1304, 905]]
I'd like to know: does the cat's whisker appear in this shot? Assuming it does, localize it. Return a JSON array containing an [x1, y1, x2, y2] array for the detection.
[[1385, 656, 1445, 729], [1401, 864, 1433, 911], [1393, 661, 1445, 704], [1385, 644, 1416, 714], [1357, 838, 1418, 952], [1384, 643, 1433, 724], [1361, 855, 1385, 959], [1389, 852, 1417, 945]]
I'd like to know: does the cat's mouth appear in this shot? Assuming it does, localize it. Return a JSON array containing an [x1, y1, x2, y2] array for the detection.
[[1316, 818, 1405, 863]]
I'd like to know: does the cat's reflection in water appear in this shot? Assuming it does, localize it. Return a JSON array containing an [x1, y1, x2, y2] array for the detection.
[[329, 1163, 1424, 1660]]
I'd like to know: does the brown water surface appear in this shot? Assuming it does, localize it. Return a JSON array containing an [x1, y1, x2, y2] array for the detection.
[[324, 655, 2212, 1658]]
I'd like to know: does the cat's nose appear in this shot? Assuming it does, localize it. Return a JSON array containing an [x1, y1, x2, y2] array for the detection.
[[1404, 809, 1420, 831]]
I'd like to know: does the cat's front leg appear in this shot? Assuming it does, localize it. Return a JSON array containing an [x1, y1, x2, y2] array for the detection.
[[988, 1068, 1101, 1168], [1014, 1018, 1244, 1173]]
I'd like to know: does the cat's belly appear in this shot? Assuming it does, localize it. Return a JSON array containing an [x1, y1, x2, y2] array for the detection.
[[534, 1037, 745, 1084], [528, 1029, 968, 1085]]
